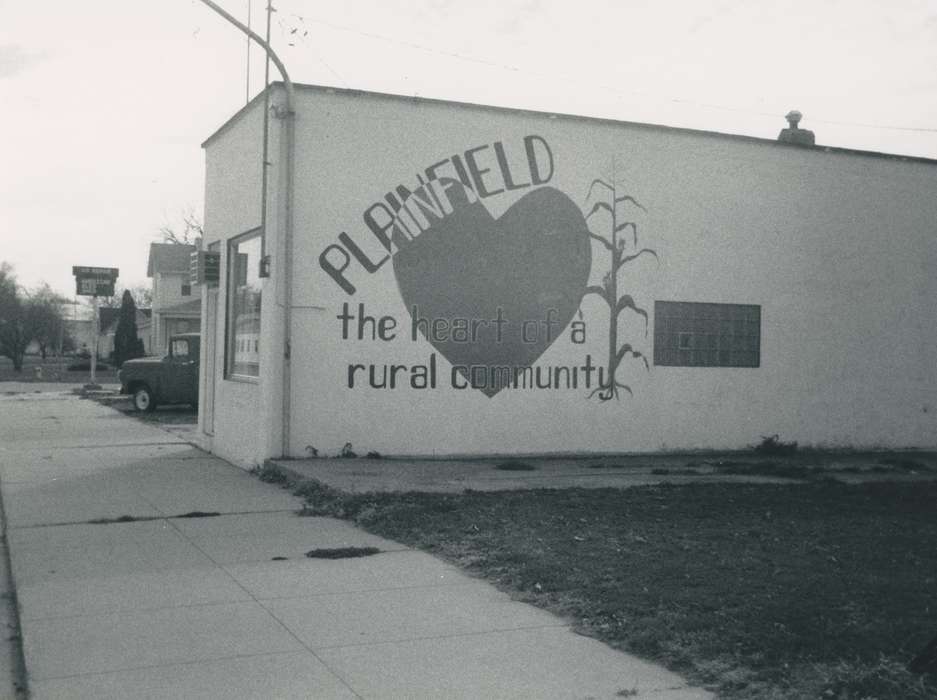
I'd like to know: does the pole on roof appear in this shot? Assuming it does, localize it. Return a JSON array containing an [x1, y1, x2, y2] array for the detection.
[[259, 1, 273, 268], [245, 0, 251, 104], [194, 0, 294, 108], [194, 0, 296, 459]]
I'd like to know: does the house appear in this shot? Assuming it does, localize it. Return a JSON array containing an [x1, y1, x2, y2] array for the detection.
[[60, 300, 95, 356], [146, 243, 201, 355], [195, 82, 937, 469]]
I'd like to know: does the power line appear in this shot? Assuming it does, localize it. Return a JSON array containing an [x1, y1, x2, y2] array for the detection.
[[275, 14, 349, 87], [279, 14, 937, 135]]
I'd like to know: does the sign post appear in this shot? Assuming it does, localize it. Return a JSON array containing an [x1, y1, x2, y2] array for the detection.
[[90, 295, 99, 386], [72, 266, 119, 389]]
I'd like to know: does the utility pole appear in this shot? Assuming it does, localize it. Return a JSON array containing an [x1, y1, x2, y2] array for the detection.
[[90, 295, 99, 387], [245, 0, 252, 103], [194, 0, 297, 457], [259, 0, 273, 275]]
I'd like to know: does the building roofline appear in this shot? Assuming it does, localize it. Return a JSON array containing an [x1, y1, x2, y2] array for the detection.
[[202, 88, 270, 149], [147, 242, 197, 277], [157, 298, 202, 316], [202, 81, 937, 166]]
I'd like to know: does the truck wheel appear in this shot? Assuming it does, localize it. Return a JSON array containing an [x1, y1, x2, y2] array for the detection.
[[133, 385, 156, 413]]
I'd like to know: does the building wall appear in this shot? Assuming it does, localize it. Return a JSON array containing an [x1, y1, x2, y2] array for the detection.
[[200, 96, 282, 468], [153, 271, 193, 309], [151, 271, 198, 355], [202, 86, 937, 464], [64, 319, 95, 355], [280, 88, 936, 457], [137, 321, 152, 355]]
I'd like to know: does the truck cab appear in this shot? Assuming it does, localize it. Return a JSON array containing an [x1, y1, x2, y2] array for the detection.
[[118, 333, 200, 412]]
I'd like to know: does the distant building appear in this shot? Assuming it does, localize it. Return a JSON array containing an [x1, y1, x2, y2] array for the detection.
[[147, 243, 201, 355], [60, 300, 95, 355]]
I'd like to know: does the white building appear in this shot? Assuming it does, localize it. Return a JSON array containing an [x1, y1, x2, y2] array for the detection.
[[60, 300, 95, 356], [146, 243, 201, 355], [196, 83, 937, 469]]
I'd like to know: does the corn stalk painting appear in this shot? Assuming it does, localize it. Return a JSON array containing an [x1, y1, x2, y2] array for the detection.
[[583, 178, 658, 401]]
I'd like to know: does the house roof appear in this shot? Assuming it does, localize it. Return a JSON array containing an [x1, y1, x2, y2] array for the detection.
[[147, 243, 195, 277], [202, 82, 937, 166]]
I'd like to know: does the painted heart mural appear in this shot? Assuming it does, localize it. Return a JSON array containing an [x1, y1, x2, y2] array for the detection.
[[393, 183, 592, 396]]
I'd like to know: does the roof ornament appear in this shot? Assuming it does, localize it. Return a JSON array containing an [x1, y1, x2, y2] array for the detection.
[[778, 109, 815, 146]]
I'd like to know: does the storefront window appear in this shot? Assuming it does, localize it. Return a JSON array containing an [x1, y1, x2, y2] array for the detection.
[[226, 232, 262, 378]]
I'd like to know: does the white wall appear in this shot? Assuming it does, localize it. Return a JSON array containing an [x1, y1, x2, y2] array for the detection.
[[203, 85, 937, 463], [200, 96, 282, 468], [152, 271, 194, 310], [65, 319, 95, 355], [150, 272, 199, 354], [281, 87, 936, 457]]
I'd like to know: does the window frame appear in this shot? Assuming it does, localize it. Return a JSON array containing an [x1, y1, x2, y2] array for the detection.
[[170, 338, 190, 360], [224, 228, 263, 382], [653, 301, 761, 368]]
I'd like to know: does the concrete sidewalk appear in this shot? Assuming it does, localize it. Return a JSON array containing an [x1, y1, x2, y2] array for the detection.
[[0, 392, 711, 699]]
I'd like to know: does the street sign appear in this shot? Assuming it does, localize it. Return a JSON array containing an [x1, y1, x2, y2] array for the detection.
[[72, 266, 119, 297], [72, 266, 120, 277], [190, 251, 220, 286], [76, 277, 116, 296], [71, 266, 118, 388]]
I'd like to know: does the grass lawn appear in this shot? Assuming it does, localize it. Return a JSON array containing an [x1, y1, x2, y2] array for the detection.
[[0, 355, 118, 383], [267, 468, 937, 699]]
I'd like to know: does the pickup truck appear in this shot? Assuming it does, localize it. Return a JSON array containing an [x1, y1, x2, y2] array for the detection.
[[118, 333, 200, 412]]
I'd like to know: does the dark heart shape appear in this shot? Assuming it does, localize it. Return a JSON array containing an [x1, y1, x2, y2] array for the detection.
[[394, 183, 591, 396]]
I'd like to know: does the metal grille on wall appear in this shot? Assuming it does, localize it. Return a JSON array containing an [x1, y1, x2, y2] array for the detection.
[[653, 301, 761, 367]]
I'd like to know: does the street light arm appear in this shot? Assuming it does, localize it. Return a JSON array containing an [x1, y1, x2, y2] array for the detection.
[[195, 0, 295, 109], [195, 0, 297, 458]]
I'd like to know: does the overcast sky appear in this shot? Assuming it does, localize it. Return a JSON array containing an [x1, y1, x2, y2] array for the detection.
[[3, 0, 936, 298]]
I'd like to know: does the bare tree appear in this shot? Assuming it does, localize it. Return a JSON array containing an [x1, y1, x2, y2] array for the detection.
[[0, 266, 69, 368], [583, 178, 658, 401], [0, 262, 29, 371], [26, 283, 69, 359], [98, 284, 153, 310], [160, 207, 204, 245]]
